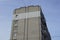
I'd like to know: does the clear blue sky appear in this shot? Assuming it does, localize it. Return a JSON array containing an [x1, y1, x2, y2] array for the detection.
[[0, 0, 60, 40]]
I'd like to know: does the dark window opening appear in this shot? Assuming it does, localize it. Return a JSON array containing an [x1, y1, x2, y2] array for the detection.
[[14, 20, 18, 24], [16, 15, 18, 18], [13, 39, 17, 40]]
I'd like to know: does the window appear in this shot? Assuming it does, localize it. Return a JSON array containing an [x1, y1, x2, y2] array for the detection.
[[14, 33, 17, 36], [41, 24, 47, 30], [14, 29, 17, 32], [13, 20, 18, 26], [15, 15, 18, 18], [14, 26, 18, 30], [13, 39, 17, 40], [13, 26, 18, 33], [14, 20, 18, 24], [13, 33, 17, 37], [41, 30, 48, 39]]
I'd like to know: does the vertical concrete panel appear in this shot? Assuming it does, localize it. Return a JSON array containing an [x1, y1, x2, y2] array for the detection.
[[28, 17, 40, 40], [17, 19, 24, 40], [24, 19, 28, 40], [24, 7, 28, 40]]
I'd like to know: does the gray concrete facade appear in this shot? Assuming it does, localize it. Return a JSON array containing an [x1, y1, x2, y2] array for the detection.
[[10, 5, 51, 40]]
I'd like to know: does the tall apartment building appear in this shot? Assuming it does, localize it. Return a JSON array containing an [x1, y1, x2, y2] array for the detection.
[[10, 5, 51, 40]]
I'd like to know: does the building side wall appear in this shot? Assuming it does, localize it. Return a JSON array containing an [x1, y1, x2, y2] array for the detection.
[[28, 17, 41, 40]]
